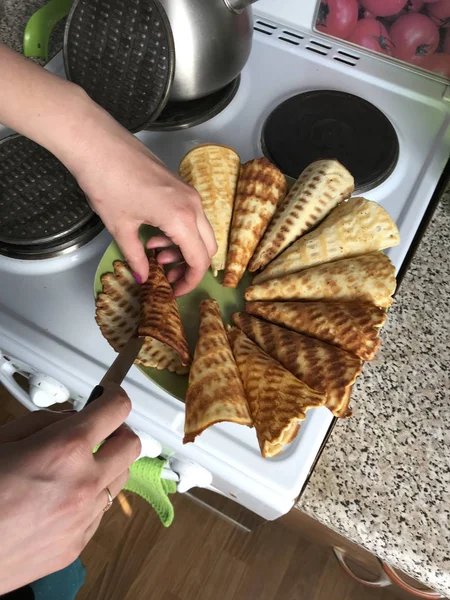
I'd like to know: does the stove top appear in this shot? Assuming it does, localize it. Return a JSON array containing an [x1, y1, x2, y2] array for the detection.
[[134, 21, 450, 275], [261, 90, 399, 194], [0, 8, 449, 520]]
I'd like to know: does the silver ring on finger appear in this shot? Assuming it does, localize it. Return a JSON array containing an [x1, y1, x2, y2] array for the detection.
[[102, 487, 113, 513]]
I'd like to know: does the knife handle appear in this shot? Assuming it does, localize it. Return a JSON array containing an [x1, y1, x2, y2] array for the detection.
[[86, 385, 104, 406]]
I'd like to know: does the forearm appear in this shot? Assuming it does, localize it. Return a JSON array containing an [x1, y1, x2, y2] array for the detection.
[[0, 44, 138, 176], [0, 45, 89, 154]]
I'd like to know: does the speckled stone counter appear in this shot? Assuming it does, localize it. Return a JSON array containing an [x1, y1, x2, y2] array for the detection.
[[299, 192, 450, 596], [2, 1, 450, 597]]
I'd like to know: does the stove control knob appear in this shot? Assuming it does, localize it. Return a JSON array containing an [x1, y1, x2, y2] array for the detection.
[[28, 374, 71, 408], [169, 458, 213, 493], [132, 428, 162, 459]]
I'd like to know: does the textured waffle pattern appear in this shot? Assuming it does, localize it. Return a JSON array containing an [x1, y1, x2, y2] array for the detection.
[[138, 256, 190, 365], [249, 159, 354, 271], [0, 135, 91, 244], [223, 158, 288, 289], [65, 0, 174, 132], [254, 197, 400, 283], [228, 328, 325, 458], [95, 260, 188, 374], [246, 252, 396, 308], [246, 300, 387, 361], [179, 145, 240, 276], [184, 299, 252, 444], [232, 313, 363, 418]]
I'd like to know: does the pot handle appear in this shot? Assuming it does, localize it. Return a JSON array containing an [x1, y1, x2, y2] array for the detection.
[[23, 0, 72, 61], [224, 0, 258, 14]]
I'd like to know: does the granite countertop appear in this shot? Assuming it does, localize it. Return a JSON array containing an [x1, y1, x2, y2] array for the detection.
[[2, 1, 450, 597], [299, 191, 450, 597]]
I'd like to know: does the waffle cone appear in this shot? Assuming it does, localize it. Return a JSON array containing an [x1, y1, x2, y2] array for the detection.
[[231, 313, 363, 417], [228, 327, 325, 458], [223, 159, 287, 288], [254, 197, 400, 283], [249, 159, 354, 272], [246, 252, 396, 308], [246, 300, 387, 361], [179, 144, 240, 276], [95, 261, 188, 374], [183, 299, 252, 443], [138, 256, 190, 366]]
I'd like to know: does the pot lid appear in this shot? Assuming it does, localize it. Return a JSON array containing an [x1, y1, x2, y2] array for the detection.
[[64, 0, 175, 133], [0, 134, 96, 247]]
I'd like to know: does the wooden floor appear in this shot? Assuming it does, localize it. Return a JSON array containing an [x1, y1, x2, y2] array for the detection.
[[0, 385, 397, 600]]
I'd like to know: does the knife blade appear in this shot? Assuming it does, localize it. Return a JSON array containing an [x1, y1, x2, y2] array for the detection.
[[85, 336, 144, 406]]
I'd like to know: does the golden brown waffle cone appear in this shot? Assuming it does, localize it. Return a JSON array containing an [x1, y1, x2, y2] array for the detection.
[[183, 299, 252, 444], [179, 144, 240, 277], [253, 197, 400, 283], [223, 159, 288, 288], [231, 313, 363, 417], [228, 327, 325, 458], [138, 256, 190, 366], [246, 300, 387, 361], [246, 252, 396, 308], [95, 261, 188, 374], [249, 159, 354, 272]]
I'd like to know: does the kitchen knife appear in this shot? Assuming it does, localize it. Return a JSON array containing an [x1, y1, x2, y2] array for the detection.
[[85, 336, 144, 406]]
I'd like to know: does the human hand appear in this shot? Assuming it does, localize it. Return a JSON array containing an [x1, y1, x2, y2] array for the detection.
[[0, 408, 71, 444], [62, 103, 217, 296], [0, 384, 141, 595]]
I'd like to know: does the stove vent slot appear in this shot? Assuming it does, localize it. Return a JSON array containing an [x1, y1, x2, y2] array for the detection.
[[310, 39, 332, 50], [253, 20, 277, 35], [254, 21, 362, 70], [306, 45, 328, 56], [278, 30, 304, 46], [305, 37, 331, 56], [334, 49, 360, 66]]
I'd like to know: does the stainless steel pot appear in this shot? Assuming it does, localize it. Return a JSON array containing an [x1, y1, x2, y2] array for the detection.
[[158, 0, 259, 102]]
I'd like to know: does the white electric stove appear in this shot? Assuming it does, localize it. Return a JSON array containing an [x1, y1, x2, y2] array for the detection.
[[0, 0, 449, 520]]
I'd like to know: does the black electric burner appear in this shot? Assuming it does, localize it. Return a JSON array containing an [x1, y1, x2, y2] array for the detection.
[[261, 90, 399, 194], [147, 77, 241, 132], [0, 134, 104, 259]]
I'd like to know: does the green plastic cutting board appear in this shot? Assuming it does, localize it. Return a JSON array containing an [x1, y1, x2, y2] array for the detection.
[[94, 225, 251, 401]]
